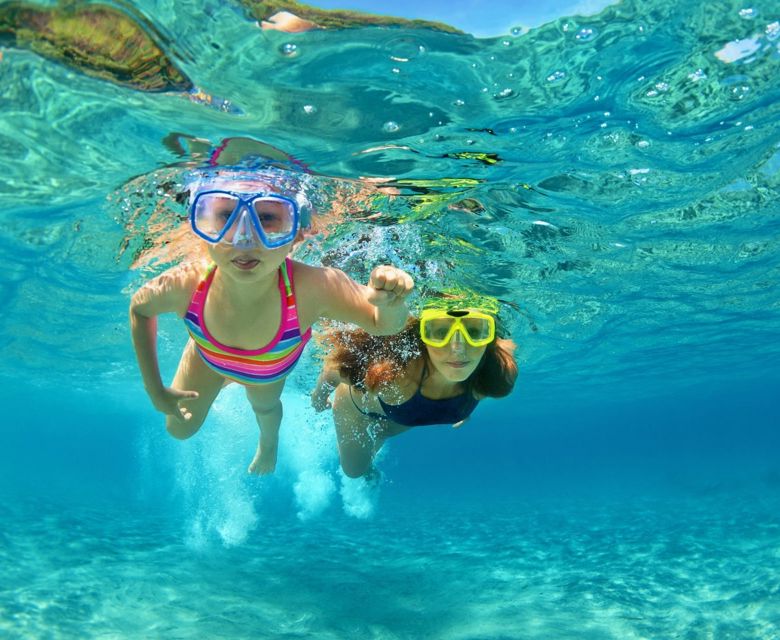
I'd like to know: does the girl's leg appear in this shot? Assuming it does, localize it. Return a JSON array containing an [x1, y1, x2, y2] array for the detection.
[[166, 340, 225, 439], [245, 379, 286, 475], [332, 385, 396, 478]]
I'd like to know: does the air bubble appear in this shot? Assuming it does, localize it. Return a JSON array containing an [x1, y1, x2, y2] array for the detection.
[[303, 104, 317, 114], [384, 36, 427, 62], [382, 121, 400, 133], [688, 69, 707, 82], [279, 43, 298, 57], [575, 27, 597, 42], [739, 8, 758, 19]]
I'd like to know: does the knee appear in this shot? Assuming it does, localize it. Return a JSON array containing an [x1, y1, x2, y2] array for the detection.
[[341, 465, 368, 479], [165, 415, 202, 440], [340, 457, 371, 479], [250, 398, 282, 418]]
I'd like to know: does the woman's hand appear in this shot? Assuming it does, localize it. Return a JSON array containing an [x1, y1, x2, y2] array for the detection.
[[311, 385, 333, 412]]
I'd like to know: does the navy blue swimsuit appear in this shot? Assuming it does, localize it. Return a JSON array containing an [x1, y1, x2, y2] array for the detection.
[[351, 363, 479, 427]]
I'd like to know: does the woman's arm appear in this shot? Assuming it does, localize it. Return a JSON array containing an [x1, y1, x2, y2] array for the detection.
[[311, 362, 344, 412]]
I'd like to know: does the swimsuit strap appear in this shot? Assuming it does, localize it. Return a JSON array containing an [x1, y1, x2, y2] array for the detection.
[[348, 385, 387, 422], [280, 257, 294, 297]]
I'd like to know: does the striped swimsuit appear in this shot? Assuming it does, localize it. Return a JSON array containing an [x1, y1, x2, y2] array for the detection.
[[184, 258, 312, 385]]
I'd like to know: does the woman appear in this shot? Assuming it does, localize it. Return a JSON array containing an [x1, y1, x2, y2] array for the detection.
[[312, 308, 518, 478]]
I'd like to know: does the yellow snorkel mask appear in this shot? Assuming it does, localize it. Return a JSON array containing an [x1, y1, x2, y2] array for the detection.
[[419, 309, 496, 348]]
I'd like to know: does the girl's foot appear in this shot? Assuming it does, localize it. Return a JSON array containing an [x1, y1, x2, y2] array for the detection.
[[248, 441, 277, 475]]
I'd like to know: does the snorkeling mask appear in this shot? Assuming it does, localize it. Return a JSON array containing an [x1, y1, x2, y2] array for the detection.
[[190, 189, 300, 249], [419, 309, 496, 348]]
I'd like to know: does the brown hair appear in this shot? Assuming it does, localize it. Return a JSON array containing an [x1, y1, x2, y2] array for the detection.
[[321, 317, 518, 397]]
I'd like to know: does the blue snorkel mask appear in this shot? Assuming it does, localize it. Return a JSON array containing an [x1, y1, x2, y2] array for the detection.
[[186, 169, 312, 249], [190, 189, 300, 249]]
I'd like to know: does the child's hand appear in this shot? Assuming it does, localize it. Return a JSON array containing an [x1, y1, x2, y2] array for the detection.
[[366, 266, 414, 307], [151, 387, 200, 420]]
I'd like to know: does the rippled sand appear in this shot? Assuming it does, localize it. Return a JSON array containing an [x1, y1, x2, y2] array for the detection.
[[1, 493, 777, 639]]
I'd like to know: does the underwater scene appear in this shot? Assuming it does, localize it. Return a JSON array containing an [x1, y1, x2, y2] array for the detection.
[[1, 0, 779, 637]]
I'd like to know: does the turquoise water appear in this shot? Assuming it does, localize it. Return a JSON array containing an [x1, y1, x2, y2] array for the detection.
[[1, 0, 780, 637]]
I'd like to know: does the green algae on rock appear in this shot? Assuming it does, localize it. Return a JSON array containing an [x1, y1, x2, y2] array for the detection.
[[0, 2, 191, 91], [244, 0, 463, 33]]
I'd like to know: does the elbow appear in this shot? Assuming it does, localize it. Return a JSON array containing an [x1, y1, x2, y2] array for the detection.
[[128, 302, 144, 327], [129, 299, 154, 331]]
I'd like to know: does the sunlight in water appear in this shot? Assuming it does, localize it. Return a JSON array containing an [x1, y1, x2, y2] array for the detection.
[[1, 0, 779, 637]]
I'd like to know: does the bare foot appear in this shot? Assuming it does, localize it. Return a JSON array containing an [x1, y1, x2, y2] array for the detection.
[[247, 441, 277, 475]]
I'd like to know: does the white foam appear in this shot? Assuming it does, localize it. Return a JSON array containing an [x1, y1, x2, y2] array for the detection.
[[171, 384, 261, 548], [278, 379, 339, 521], [339, 473, 380, 520], [141, 355, 372, 538], [293, 469, 336, 521]]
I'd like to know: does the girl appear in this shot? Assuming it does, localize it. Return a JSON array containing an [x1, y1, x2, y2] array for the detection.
[[130, 170, 414, 474], [312, 308, 518, 478]]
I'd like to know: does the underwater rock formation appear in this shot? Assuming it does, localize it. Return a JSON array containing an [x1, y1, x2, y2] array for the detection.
[[0, 2, 191, 91], [244, 0, 462, 33]]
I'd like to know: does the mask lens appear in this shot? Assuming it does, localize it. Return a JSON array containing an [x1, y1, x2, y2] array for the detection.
[[422, 318, 455, 345], [462, 318, 492, 343], [252, 197, 296, 240], [193, 193, 238, 240]]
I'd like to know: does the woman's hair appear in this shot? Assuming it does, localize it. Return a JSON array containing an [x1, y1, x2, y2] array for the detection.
[[321, 317, 518, 398]]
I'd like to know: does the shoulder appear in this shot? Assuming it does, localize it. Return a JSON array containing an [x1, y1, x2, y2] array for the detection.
[[290, 261, 350, 291], [376, 357, 423, 404], [131, 260, 206, 316], [154, 261, 205, 297]]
